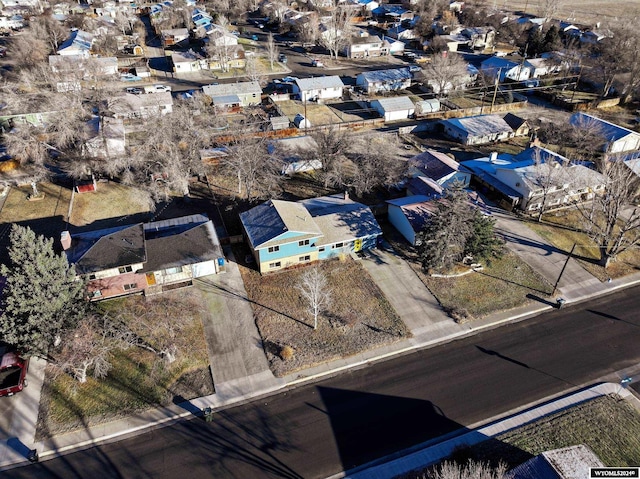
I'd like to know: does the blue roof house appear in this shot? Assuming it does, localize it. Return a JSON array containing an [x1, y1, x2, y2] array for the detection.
[[570, 112, 640, 154], [240, 193, 382, 273]]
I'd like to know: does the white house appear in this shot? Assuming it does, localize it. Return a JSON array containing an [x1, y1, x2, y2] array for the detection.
[[371, 96, 415, 122], [292, 76, 344, 102], [171, 50, 207, 73], [161, 28, 189, 48], [57, 30, 94, 57], [480, 56, 533, 82], [441, 115, 514, 145], [570, 113, 640, 154], [387, 195, 438, 245], [109, 92, 174, 119], [356, 68, 412, 94], [202, 81, 262, 106], [345, 35, 386, 59]]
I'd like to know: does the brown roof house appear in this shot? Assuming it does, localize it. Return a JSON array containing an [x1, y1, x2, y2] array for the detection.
[[62, 214, 225, 300]]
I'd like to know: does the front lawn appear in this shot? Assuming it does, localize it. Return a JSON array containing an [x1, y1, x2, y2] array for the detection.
[[235, 250, 410, 377], [36, 290, 213, 439]]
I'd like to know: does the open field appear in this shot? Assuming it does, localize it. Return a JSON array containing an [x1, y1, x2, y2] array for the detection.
[[235, 252, 410, 377], [36, 289, 212, 439], [503, 1, 640, 24]]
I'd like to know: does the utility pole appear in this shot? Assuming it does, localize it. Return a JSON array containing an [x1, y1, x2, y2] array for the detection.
[[553, 243, 576, 296], [490, 68, 502, 113]]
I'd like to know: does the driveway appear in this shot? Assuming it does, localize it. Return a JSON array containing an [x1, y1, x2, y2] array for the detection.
[[359, 247, 465, 340], [491, 209, 601, 291]]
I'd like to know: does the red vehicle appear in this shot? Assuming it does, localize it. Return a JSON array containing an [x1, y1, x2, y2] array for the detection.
[[0, 349, 29, 397]]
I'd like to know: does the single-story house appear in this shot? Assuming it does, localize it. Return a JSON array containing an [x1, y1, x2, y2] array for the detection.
[[387, 195, 438, 245], [292, 76, 344, 102], [370, 96, 415, 122], [240, 193, 382, 273], [440, 114, 515, 145], [49, 55, 118, 78], [461, 147, 606, 212], [503, 113, 531, 137], [171, 50, 207, 73], [161, 28, 189, 48], [202, 81, 262, 107], [408, 149, 471, 188], [382, 36, 405, 54], [526, 57, 561, 78], [109, 92, 174, 119], [206, 44, 246, 71], [570, 112, 640, 154], [423, 33, 469, 52], [345, 34, 386, 59], [63, 213, 225, 300], [57, 30, 94, 56], [480, 56, 533, 82], [387, 25, 418, 41], [356, 68, 412, 94], [461, 27, 495, 50]]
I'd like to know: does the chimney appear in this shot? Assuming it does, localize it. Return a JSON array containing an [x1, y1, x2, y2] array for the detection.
[[344, 190, 349, 200], [60, 231, 71, 250], [489, 151, 498, 164]]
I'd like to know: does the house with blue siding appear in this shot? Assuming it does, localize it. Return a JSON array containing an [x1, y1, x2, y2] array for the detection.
[[240, 193, 382, 273]]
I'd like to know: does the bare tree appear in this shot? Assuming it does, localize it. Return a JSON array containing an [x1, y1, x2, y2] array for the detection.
[[31, 15, 69, 54], [297, 266, 331, 330], [310, 127, 350, 187], [528, 148, 571, 221], [421, 53, 470, 97], [537, 0, 564, 21], [7, 34, 49, 70], [266, 32, 279, 71], [114, 11, 139, 36], [319, 1, 354, 60], [52, 315, 134, 383], [577, 161, 640, 267], [295, 14, 319, 46], [244, 54, 268, 84], [220, 136, 283, 201]]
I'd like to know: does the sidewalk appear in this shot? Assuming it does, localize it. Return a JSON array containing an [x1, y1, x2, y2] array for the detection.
[[3, 232, 640, 472]]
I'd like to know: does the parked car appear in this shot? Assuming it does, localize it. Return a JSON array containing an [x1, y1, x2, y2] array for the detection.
[[278, 53, 287, 64], [126, 87, 143, 94], [0, 347, 29, 397], [144, 84, 171, 94], [120, 73, 142, 82], [409, 65, 422, 73], [311, 59, 324, 67]]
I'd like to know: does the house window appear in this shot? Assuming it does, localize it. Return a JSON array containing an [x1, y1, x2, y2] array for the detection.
[[318, 247, 325, 252], [333, 242, 344, 249], [91, 290, 102, 298], [298, 239, 310, 247], [268, 245, 280, 253], [123, 283, 138, 291], [118, 265, 133, 274], [164, 266, 182, 275], [299, 255, 311, 262], [88, 274, 97, 280], [269, 261, 281, 269]]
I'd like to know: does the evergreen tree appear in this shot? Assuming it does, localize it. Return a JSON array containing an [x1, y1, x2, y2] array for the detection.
[[0, 225, 87, 357], [466, 210, 503, 263]]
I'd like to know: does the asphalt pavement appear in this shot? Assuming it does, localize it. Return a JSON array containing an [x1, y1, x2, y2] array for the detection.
[[4, 288, 640, 479]]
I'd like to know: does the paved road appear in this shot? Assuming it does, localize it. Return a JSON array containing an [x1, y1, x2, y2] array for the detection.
[[6, 288, 640, 479]]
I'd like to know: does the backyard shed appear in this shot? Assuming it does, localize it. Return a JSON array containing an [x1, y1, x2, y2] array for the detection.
[[370, 96, 415, 122], [415, 99, 441, 115]]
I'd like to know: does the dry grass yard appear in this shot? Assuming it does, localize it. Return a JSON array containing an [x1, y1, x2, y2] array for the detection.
[[276, 99, 344, 126], [0, 182, 71, 224], [69, 181, 153, 228], [503, 1, 640, 24], [235, 253, 410, 377]]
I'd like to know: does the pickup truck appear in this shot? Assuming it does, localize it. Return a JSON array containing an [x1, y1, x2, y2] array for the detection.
[[0, 348, 29, 397], [144, 84, 172, 94]]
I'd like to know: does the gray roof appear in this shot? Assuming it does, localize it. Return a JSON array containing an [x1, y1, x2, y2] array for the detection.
[[141, 214, 222, 272], [570, 112, 640, 143], [240, 200, 322, 249], [410, 149, 460, 181], [300, 194, 382, 246], [67, 224, 146, 275], [372, 96, 415, 112], [294, 75, 344, 91], [203, 81, 262, 97], [109, 92, 173, 114], [212, 94, 241, 106], [357, 68, 411, 83], [442, 114, 513, 138]]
